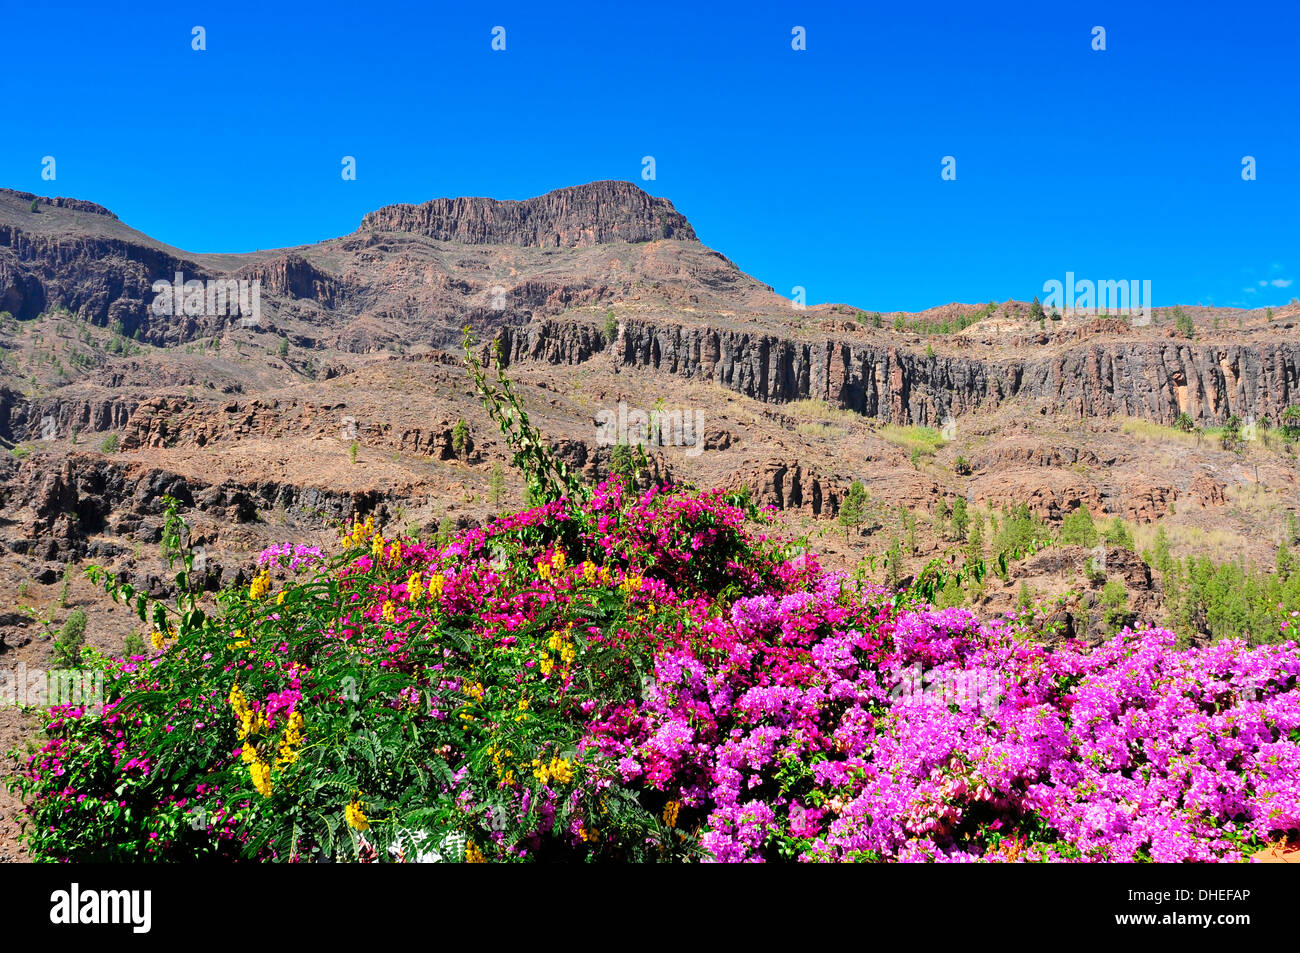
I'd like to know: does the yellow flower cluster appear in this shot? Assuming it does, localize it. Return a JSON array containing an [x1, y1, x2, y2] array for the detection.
[[426, 572, 445, 599], [150, 624, 178, 651], [537, 548, 567, 581], [663, 800, 681, 828], [344, 515, 376, 547], [531, 754, 574, 787], [230, 683, 274, 796], [389, 540, 402, 566], [539, 628, 576, 679], [371, 533, 385, 558], [487, 742, 515, 783], [276, 711, 305, 768], [229, 682, 304, 797], [249, 760, 272, 798], [620, 574, 643, 595], [226, 629, 251, 651], [465, 840, 487, 863], [345, 797, 369, 831], [464, 681, 485, 702], [578, 825, 598, 843], [381, 600, 396, 623], [407, 571, 424, 602], [248, 569, 271, 601]]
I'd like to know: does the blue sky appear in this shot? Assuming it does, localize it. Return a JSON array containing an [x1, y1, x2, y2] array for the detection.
[[4, 1, 1297, 311]]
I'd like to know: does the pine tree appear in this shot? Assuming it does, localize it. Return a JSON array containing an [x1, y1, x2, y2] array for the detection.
[[950, 497, 969, 541], [452, 419, 470, 457], [489, 463, 506, 508]]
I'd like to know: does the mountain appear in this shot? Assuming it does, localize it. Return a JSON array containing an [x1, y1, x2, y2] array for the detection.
[[0, 177, 1298, 657], [4, 178, 1300, 858]]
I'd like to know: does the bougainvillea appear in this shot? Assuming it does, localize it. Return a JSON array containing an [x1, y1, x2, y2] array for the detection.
[[8, 477, 1300, 862]]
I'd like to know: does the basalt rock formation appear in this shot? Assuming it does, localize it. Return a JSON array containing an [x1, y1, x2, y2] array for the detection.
[[506, 319, 1300, 428], [358, 180, 698, 247]]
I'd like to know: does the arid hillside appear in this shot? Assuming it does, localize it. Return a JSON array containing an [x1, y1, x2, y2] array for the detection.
[[2, 180, 1300, 859]]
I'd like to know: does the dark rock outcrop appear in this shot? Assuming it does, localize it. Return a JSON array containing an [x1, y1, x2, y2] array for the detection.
[[359, 181, 698, 248], [503, 319, 1300, 428]]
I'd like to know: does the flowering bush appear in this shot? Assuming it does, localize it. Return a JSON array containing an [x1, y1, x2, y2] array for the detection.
[[9, 475, 1300, 863], [8, 342, 1300, 862]]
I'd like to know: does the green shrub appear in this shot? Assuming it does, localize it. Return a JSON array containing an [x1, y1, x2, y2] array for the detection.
[[452, 419, 470, 457], [1059, 507, 1099, 547], [950, 497, 969, 541], [52, 609, 88, 667], [839, 481, 869, 530], [489, 463, 506, 508], [1102, 517, 1134, 550], [1100, 580, 1130, 636]]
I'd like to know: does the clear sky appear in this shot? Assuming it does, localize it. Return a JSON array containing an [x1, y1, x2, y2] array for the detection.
[[4, 0, 1297, 312]]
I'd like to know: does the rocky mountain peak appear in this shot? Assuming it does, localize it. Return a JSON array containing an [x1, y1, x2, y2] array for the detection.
[[0, 188, 117, 219], [357, 180, 698, 248]]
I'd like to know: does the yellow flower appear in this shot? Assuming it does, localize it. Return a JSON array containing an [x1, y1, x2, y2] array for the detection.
[[532, 754, 573, 786], [407, 571, 424, 602], [248, 569, 271, 601], [549, 756, 574, 786], [465, 681, 485, 702], [539, 656, 555, 676], [276, 711, 305, 768], [276, 590, 288, 606], [345, 515, 376, 547], [345, 797, 369, 831], [550, 549, 567, 572], [663, 800, 681, 828], [150, 625, 178, 651], [382, 600, 396, 623], [250, 759, 272, 797], [371, 534, 385, 558], [426, 573, 445, 599], [537, 562, 552, 582], [390, 540, 402, 565], [620, 574, 643, 595], [582, 560, 598, 584], [466, 840, 487, 863], [517, 697, 530, 711]]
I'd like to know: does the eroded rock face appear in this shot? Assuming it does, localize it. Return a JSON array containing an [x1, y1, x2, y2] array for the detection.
[[239, 255, 338, 308], [724, 459, 846, 518], [0, 228, 209, 337], [508, 319, 1300, 428], [359, 181, 698, 248]]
